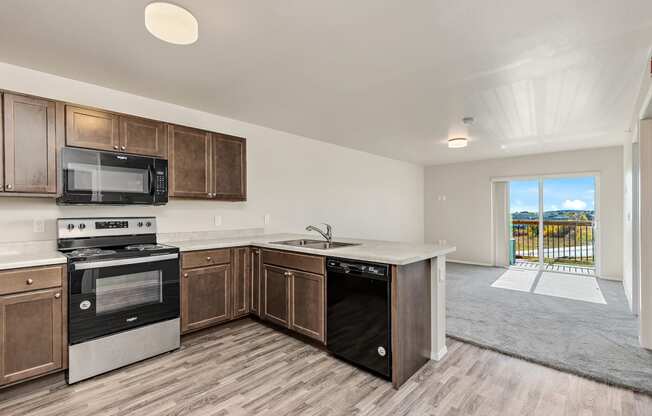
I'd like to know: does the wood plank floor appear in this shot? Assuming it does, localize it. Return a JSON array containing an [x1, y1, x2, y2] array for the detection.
[[1, 319, 651, 416]]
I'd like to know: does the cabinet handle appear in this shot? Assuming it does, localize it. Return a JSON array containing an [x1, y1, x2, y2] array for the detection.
[[183, 273, 189, 278], [121, 145, 126, 150], [6, 184, 12, 190], [113, 145, 118, 150], [206, 256, 212, 261], [54, 293, 61, 299], [26, 278, 34, 285]]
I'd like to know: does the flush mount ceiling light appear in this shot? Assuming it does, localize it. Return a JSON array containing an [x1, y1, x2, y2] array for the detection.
[[448, 137, 468, 149], [145, 2, 198, 45]]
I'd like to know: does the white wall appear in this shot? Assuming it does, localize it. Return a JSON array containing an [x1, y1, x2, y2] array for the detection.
[[623, 136, 635, 309], [0, 62, 424, 244], [425, 147, 624, 280]]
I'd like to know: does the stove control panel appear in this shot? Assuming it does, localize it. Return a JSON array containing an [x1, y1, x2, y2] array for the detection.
[[96, 220, 129, 229], [57, 217, 158, 238]]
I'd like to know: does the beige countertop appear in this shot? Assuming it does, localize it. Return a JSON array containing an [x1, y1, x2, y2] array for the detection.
[[0, 233, 455, 270], [167, 233, 456, 266], [0, 242, 67, 271]]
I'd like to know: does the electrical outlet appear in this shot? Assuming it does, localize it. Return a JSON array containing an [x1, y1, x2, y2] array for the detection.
[[214, 215, 222, 226], [264, 214, 271, 225], [33, 219, 45, 233]]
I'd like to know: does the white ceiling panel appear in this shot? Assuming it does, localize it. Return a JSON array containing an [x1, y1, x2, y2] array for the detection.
[[0, 0, 650, 165]]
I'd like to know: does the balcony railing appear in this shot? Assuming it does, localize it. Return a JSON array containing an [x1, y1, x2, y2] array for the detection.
[[511, 219, 595, 267]]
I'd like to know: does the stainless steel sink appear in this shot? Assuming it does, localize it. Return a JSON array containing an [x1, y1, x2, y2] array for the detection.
[[270, 239, 359, 250]]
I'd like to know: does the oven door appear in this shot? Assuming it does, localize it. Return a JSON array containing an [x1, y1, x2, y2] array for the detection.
[[59, 147, 161, 204], [69, 253, 180, 345]]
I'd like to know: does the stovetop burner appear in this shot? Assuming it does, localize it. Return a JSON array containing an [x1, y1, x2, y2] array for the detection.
[[125, 244, 170, 251], [67, 248, 118, 258]]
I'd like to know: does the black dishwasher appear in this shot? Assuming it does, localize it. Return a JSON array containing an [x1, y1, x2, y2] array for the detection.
[[326, 258, 391, 379]]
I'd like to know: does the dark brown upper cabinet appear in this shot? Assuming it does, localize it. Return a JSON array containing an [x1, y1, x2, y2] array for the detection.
[[119, 115, 167, 158], [168, 124, 212, 198], [0, 94, 4, 192], [65, 105, 120, 152], [66, 106, 166, 158], [2, 93, 57, 194], [168, 125, 247, 201], [212, 133, 247, 201]]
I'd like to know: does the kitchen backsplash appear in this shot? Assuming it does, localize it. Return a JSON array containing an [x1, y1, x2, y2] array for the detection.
[[0, 197, 269, 243]]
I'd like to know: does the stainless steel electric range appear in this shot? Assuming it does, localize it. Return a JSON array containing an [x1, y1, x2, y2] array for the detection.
[[57, 217, 180, 384]]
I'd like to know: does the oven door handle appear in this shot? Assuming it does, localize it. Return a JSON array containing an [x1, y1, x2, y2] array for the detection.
[[72, 253, 179, 270]]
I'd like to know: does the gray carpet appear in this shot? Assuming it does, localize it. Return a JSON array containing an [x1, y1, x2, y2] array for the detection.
[[446, 262, 652, 394]]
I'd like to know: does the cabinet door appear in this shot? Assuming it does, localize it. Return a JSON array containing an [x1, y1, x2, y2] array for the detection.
[[250, 249, 261, 316], [0, 288, 63, 386], [119, 116, 167, 157], [262, 265, 290, 327], [290, 271, 325, 342], [2, 94, 57, 193], [231, 247, 250, 318], [212, 133, 246, 201], [168, 125, 212, 199], [65, 105, 120, 152], [0, 93, 4, 192], [181, 265, 231, 333]]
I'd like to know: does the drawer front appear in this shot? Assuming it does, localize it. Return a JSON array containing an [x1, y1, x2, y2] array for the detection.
[[0, 265, 64, 295], [262, 249, 324, 275], [182, 249, 231, 269]]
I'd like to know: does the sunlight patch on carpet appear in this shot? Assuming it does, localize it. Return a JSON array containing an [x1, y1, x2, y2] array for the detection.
[[491, 269, 538, 292], [534, 272, 606, 304]]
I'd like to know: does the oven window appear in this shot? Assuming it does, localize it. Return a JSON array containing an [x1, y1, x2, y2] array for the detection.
[[96, 271, 163, 314]]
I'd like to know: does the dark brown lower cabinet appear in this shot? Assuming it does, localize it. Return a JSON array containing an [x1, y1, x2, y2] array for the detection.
[[181, 265, 231, 333], [250, 248, 262, 316], [262, 265, 290, 327], [289, 271, 325, 342], [231, 247, 250, 318], [0, 288, 63, 386], [178, 249, 324, 343]]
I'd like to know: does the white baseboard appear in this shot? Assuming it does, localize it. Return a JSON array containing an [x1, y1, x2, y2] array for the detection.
[[598, 275, 622, 281], [430, 346, 447, 361], [447, 259, 495, 267]]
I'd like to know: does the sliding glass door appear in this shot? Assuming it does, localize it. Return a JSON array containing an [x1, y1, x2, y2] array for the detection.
[[542, 177, 596, 273], [510, 180, 541, 269], [509, 175, 597, 275]]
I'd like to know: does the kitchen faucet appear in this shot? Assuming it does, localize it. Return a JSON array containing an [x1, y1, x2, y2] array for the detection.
[[306, 223, 333, 243]]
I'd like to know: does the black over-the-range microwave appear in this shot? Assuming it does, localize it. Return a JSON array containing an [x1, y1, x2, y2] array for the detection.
[[58, 147, 168, 205]]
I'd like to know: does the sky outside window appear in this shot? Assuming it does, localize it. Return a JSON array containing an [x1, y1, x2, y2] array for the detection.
[[510, 176, 595, 215]]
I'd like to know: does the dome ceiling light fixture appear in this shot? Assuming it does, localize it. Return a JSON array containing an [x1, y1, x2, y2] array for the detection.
[[145, 2, 198, 45], [448, 137, 468, 149]]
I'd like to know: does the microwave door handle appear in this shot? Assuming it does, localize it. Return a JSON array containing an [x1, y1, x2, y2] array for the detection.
[[73, 253, 178, 270], [149, 165, 156, 195]]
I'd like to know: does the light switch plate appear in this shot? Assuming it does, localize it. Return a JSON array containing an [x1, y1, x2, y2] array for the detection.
[[264, 214, 271, 225], [33, 219, 45, 233]]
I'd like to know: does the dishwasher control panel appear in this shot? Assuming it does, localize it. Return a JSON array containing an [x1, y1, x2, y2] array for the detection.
[[326, 259, 388, 277]]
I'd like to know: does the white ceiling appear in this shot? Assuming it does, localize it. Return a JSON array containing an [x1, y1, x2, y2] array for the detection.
[[0, 1, 651, 165]]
